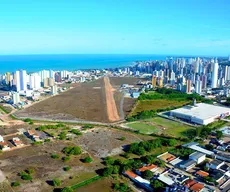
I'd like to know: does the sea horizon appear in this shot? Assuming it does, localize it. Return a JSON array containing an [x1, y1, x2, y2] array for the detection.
[[0, 53, 226, 74]]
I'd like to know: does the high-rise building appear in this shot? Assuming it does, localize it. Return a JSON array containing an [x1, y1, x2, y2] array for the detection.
[[51, 85, 58, 95], [29, 73, 41, 90], [152, 75, 157, 87], [5, 72, 11, 85], [186, 79, 191, 94], [15, 70, 27, 91], [211, 58, 219, 88], [12, 92, 20, 104], [158, 77, 163, 88]]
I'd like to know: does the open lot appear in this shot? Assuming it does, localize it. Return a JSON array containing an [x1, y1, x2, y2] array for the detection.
[[125, 117, 195, 138], [15, 77, 141, 123], [0, 127, 151, 192], [15, 78, 109, 123]]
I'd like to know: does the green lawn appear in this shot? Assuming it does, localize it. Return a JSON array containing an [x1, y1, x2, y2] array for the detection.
[[126, 122, 158, 134], [126, 117, 196, 138]]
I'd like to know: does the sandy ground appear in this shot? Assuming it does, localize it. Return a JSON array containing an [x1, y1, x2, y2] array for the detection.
[[104, 77, 120, 122]]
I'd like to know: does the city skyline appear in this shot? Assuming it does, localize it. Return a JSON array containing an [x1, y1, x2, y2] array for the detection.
[[0, 0, 230, 56]]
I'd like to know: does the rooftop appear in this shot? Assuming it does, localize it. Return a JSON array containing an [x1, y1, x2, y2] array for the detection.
[[190, 183, 204, 192], [171, 103, 230, 120], [124, 171, 137, 179], [210, 159, 224, 166], [189, 152, 206, 159], [188, 145, 214, 156], [158, 174, 175, 186], [138, 164, 157, 172], [196, 170, 209, 177], [184, 179, 197, 187], [180, 159, 196, 168]]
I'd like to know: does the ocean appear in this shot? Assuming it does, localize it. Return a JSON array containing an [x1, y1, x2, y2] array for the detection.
[[0, 54, 167, 74]]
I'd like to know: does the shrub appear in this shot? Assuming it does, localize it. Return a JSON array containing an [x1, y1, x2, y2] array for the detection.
[[25, 168, 34, 174], [63, 166, 71, 171], [19, 172, 32, 181], [62, 156, 71, 162], [11, 181, 20, 187], [53, 178, 61, 187], [71, 129, 82, 135], [62, 146, 81, 155], [51, 154, 60, 159], [82, 156, 93, 163], [118, 136, 126, 141]]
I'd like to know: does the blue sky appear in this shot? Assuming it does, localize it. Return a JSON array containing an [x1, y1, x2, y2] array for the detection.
[[0, 0, 230, 56]]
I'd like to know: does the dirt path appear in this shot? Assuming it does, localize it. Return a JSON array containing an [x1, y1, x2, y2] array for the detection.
[[104, 77, 120, 122]]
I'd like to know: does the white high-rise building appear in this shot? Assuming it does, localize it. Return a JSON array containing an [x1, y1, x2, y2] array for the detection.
[[39, 70, 50, 83], [51, 85, 58, 95], [15, 70, 27, 91], [211, 58, 219, 88], [12, 92, 20, 104], [29, 73, 41, 90]]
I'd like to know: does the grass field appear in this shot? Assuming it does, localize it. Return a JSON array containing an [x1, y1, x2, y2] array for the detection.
[[131, 99, 189, 115], [125, 117, 195, 138], [126, 122, 158, 134]]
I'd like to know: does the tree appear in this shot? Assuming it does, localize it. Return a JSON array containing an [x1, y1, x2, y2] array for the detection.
[[104, 156, 114, 166], [51, 154, 60, 159], [53, 178, 61, 187], [205, 144, 214, 151], [142, 170, 153, 179], [19, 171, 32, 181], [112, 165, 120, 174], [61, 187, 73, 192], [82, 156, 93, 163], [62, 146, 81, 155], [216, 130, 223, 140], [102, 167, 114, 176], [151, 180, 164, 190], [11, 181, 20, 187], [63, 166, 71, 171], [62, 156, 70, 162]]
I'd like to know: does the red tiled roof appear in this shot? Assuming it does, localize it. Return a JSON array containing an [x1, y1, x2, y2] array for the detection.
[[28, 130, 36, 135], [196, 170, 209, 177], [184, 179, 197, 187], [0, 141, 7, 146], [138, 164, 157, 172], [125, 171, 137, 179], [190, 183, 204, 192]]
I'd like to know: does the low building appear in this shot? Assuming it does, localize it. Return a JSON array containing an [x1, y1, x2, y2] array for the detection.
[[189, 152, 206, 164], [170, 103, 230, 125], [206, 159, 225, 170], [196, 170, 209, 178], [124, 171, 153, 192], [179, 159, 196, 171], [0, 141, 10, 151], [27, 130, 40, 141], [158, 173, 175, 186], [183, 142, 214, 157], [184, 179, 204, 192], [12, 137, 23, 147], [136, 164, 158, 175]]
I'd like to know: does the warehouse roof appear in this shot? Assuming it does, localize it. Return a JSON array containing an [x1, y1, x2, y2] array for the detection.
[[171, 103, 230, 120]]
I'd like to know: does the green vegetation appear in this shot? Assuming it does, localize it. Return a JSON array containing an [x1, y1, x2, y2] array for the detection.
[[142, 170, 154, 179], [71, 175, 102, 189], [63, 166, 71, 171], [151, 180, 165, 190], [62, 156, 71, 162], [126, 117, 195, 138], [19, 171, 32, 181], [0, 105, 10, 114], [82, 124, 94, 129], [128, 88, 212, 121], [32, 141, 43, 145], [36, 123, 66, 131], [169, 147, 194, 159], [62, 146, 81, 155], [25, 168, 34, 175], [71, 129, 82, 135], [51, 153, 60, 159], [126, 122, 157, 134], [24, 118, 33, 124], [82, 156, 93, 163], [61, 187, 73, 192], [59, 131, 67, 140], [44, 138, 51, 142], [113, 183, 130, 192], [52, 178, 61, 187], [216, 130, 223, 139], [118, 136, 126, 141], [11, 181, 20, 187]]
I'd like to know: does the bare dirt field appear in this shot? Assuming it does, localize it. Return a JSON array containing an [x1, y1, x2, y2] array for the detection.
[[0, 127, 152, 192], [15, 78, 108, 123]]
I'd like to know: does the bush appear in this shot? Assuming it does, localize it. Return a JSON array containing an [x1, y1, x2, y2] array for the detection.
[[44, 138, 51, 142], [142, 170, 153, 179], [118, 136, 126, 141], [51, 154, 60, 159], [113, 183, 129, 192], [71, 129, 82, 135], [24, 118, 32, 122], [62, 146, 81, 155], [63, 166, 71, 171], [59, 131, 67, 140], [53, 178, 61, 187], [62, 156, 71, 162], [19, 172, 32, 181], [82, 156, 93, 163], [82, 124, 94, 129], [11, 181, 20, 187]]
